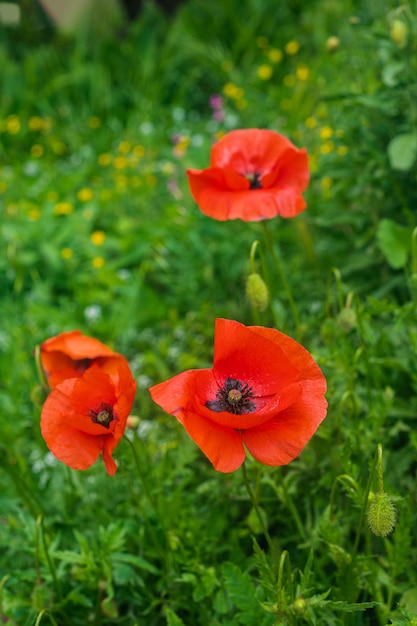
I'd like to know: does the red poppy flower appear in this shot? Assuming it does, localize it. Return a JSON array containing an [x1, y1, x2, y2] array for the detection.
[[186, 129, 309, 221], [40, 330, 126, 389], [40, 360, 136, 475], [149, 319, 327, 473]]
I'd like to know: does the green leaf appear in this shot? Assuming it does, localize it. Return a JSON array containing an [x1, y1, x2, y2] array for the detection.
[[387, 133, 417, 171], [164, 607, 186, 626], [376, 219, 411, 269]]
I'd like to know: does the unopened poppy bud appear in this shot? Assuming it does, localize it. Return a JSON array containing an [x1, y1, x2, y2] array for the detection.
[[246, 273, 269, 312], [336, 308, 357, 333], [390, 19, 408, 48], [127, 415, 140, 429], [326, 36, 340, 52], [367, 492, 397, 537], [293, 597, 307, 613]]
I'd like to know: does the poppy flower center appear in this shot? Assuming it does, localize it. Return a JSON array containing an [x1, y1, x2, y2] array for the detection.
[[245, 172, 263, 190], [73, 358, 92, 374], [205, 378, 256, 415], [88, 402, 114, 429]]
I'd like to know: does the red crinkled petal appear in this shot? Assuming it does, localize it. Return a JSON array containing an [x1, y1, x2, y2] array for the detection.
[[179, 409, 246, 472], [41, 330, 118, 359], [212, 319, 301, 396], [40, 330, 124, 388], [41, 387, 106, 471], [186, 129, 309, 222], [242, 388, 328, 466], [41, 361, 136, 475], [210, 129, 299, 172]]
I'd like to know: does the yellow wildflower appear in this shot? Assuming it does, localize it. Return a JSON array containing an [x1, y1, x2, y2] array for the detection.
[[257, 64, 273, 80], [98, 153, 112, 166], [118, 141, 131, 154], [53, 202, 73, 216], [92, 257, 105, 268], [91, 231, 106, 246], [28, 116, 45, 131], [61, 248, 73, 259], [321, 176, 333, 191], [319, 126, 334, 140], [77, 188, 93, 202], [113, 156, 128, 170], [6, 115, 20, 134], [268, 48, 283, 63], [28, 208, 41, 221], [285, 40, 300, 55], [31, 144, 44, 158], [305, 117, 317, 129], [320, 141, 335, 155], [133, 145, 145, 158], [296, 65, 309, 81]]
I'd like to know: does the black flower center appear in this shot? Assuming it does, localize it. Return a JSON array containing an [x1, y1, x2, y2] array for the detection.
[[88, 402, 114, 429], [73, 358, 92, 374], [205, 378, 256, 415], [245, 172, 263, 190]]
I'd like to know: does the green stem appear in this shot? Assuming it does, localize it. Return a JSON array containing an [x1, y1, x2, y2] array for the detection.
[[0, 575, 10, 620], [241, 463, 276, 558], [124, 434, 167, 558], [376, 444, 384, 493], [39, 516, 62, 601], [249, 240, 261, 274], [34, 344, 50, 392], [351, 447, 378, 561], [261, 221, 301, 339], [276, 550, 290, 623], [34, 609, 59, 626]]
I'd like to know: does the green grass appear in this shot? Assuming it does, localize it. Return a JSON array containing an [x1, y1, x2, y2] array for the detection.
[[1, 0, 417, 624]]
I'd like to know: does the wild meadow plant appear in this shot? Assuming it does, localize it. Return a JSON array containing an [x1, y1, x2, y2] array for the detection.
[[1, 1, 417, 624]]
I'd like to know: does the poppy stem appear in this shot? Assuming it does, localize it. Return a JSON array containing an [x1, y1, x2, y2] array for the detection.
[[241, 462, 276, 558], [124, 434, 167, 558], [261, 221, 301, 340]]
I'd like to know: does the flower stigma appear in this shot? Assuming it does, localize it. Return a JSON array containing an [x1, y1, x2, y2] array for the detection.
[[206, 378, 256, 414], [88, 402, 114, 428], [245, 172, 263, 189]]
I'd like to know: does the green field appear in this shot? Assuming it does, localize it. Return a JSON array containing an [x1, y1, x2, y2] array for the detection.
[[1, 1, 417, 624]]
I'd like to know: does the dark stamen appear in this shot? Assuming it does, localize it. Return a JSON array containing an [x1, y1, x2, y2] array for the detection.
[[205, 378, 256, 415], [73, 358, 92, 374], [246, 172, 263, 190], [88, 402, 114, 429]]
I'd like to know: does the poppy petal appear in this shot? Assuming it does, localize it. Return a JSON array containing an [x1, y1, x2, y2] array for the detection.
[[149, 369, 212, 415], [210, 129, 298, 173], [213, 319, 300, 396], [41, 330, 118, 360], [180, 410, 246, 472], [41, 391, 104, 470], [251, 324, 327, 388], [242, 392, 328, 466]]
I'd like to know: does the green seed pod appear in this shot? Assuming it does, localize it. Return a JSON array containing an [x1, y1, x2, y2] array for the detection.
[[246, 273, 269, 312], [390, 19, 408, 48], [336, 307, 357, 333], [367, 492, 397, 537]]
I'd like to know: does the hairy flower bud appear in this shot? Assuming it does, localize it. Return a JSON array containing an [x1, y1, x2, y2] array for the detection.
[[367, 492, 397, 537], [246, 273, 269, 312], [326, 36, 340, 52], [390, 19, 408, 48]]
